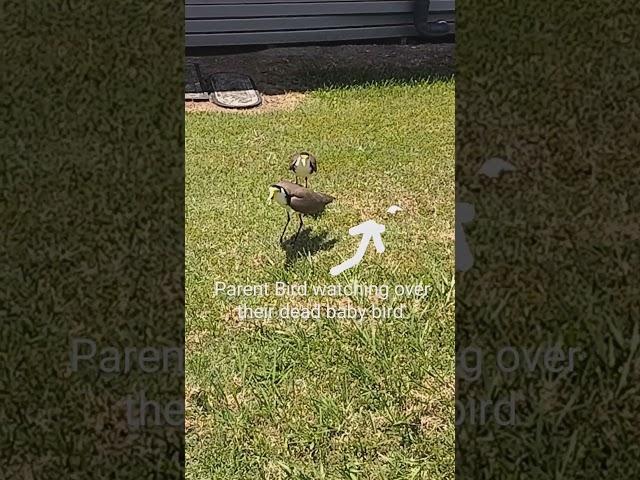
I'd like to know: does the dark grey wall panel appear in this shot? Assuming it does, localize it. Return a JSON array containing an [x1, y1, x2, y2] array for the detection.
[[187, 14, 413, 33], [185, 0, 455, 47], [187, 0, 398, 2], [420, 0, 454, 12], [186, 25, 419, 47], [187, 0, 405, 2], [186, 2, 415, 18], [186, 0, 454, 11], [186, 0, 452, 8]]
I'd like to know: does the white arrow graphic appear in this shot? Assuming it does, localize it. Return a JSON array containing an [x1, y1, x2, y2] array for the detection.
[[330, 220, 386, 276]]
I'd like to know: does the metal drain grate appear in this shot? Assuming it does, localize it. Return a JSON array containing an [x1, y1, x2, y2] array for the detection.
[[185, 63, 210, 101], [209, 72, 262, 109]]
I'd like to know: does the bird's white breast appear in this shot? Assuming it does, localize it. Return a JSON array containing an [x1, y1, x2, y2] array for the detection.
[[294, 158, 313, 176], [273, 189, 289, 207]]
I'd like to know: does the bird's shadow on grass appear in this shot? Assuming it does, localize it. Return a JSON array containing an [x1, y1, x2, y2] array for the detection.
[[281, 228, 338, 269]]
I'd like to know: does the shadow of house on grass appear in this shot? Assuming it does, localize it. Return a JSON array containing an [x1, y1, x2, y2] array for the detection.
[[281, 228, 338, 269], [186, 42, 454, 97]]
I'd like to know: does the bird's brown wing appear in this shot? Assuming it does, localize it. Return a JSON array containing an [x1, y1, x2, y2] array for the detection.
[[288, 154, 298, 172], [309, 154, 318, 173], [277, 180, 334, 215], [290, 194, 333, 215]]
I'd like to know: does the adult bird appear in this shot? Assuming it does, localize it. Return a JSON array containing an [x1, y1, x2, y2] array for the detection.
[[267, 180, 334, 243], [289, 152, 317, 188]]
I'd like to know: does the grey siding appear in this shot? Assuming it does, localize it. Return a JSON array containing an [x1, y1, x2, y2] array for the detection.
[[186, 0, 455, 47]]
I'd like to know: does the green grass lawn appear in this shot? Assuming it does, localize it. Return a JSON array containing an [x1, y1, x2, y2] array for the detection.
[[186, 78, 455, 479]]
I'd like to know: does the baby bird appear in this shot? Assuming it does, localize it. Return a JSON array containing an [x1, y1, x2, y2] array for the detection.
[[267, 180, 334, 243], [289, 151, 317, 188]]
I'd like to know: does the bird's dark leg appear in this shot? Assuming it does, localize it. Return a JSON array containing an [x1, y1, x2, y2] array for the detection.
[[304, 177, 308, 188], [280, 211, 291, 243], [293, 214, 304, 242], [294, 175, 300, 185]]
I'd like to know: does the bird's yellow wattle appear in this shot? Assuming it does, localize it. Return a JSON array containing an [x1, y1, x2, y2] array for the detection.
[[267, 187, 278, 204]]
